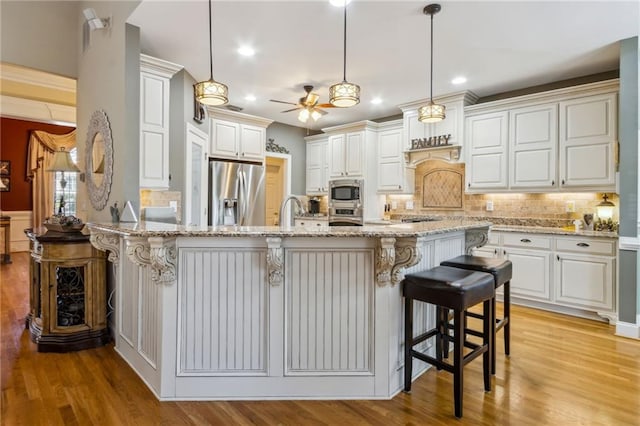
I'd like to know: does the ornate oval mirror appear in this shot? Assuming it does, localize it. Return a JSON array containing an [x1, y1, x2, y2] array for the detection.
[[85, 110, 113, 210]]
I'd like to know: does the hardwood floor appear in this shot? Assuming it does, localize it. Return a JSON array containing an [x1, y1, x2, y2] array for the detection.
[[2, 251, 639, 425]]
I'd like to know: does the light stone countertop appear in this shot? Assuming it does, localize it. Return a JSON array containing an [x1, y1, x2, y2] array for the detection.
[[87, 219, 491, 239], [491, 225, 618, 239]]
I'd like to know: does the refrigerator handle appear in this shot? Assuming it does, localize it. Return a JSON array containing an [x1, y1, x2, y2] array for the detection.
[[239, 170, 247, 225]]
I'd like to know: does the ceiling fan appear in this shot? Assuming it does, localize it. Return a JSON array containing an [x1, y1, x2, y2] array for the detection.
[[270, 85, 334, 123]]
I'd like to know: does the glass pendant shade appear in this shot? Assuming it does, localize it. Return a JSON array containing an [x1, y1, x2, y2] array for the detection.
[[298, 108, 310, 123], [194, 79, 229, 106], [418, 102, 446, 123], [329, 81, 360, 107], [596, 194, 615, 219]]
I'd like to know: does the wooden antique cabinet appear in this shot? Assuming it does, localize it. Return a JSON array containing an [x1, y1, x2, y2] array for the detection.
[[25, 229, 109, 352]]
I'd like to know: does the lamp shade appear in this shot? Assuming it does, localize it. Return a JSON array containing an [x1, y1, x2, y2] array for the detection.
[[596, 194, 615, 220], [48, 149, 80, 173], [418, 102, 446, 123], [329, 81, 360, 108], [194, 79, 229, 106]]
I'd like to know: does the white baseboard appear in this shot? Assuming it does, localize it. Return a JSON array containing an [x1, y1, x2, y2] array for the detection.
[[616, 319, 640, 339]]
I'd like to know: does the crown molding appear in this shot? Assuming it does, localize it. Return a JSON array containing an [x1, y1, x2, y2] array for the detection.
[[398, 90, 479, 111], [0, 95, 75, 126], [205, 106, 273, 128], [321, 120, 378, 134], [0, 63, 76, 93], [140, 54, 183, 78]]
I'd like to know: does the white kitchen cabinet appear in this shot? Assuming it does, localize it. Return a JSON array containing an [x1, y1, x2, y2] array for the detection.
[[305, 135, 329, 194], [509, 103, 557, 189], [554, 235, 616, 314], [206, 108, 273, 162], [377, 121, 414, 193], [139, 54, 182, 189], [329, 131, 364, 178], [476, 230, 617, 321], [294, 218, 327, 228], [558, 92, 617, 190], [464, 79, 618, 193], [465, 111, 509, 191]]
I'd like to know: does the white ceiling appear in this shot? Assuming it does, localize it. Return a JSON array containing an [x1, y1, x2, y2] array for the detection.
[[128, 0, 639, 131]]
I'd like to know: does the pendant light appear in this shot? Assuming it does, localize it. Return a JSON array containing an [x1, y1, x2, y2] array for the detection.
[[418, 4, 445, 123], [194, 0, 228, 106], [329, 1, 360, 107]]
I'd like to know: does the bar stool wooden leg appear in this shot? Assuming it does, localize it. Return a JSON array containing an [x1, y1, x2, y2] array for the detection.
[[504, 281, 511, 356], [491, 295, 497, 374], [453, 309, 464, 418], [483, 299, 492, 391], [404, 296, 413, 393]]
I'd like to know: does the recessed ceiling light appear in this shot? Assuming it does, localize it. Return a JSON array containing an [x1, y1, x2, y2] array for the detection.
[[329, 0, 352, 7], [238, 45, 255, 57], [244, 94, 256, 102], [371, 97, 382, 105], [451, 76, 467, 85]]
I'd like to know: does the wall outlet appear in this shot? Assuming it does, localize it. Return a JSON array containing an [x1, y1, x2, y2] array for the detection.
[[169, 201, 178, 212], [405, 200, 414, 210], [391, 201, 398, 210], [486, 200, 494, 211], [566, 200, 575, 213]]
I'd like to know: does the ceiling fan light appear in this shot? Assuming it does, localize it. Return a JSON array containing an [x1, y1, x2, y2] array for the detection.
[[418, 102, 446, 123], [194, 79, 229, 106], [329, 81, 360, 107], [298, 108, 310, 123], [311, 110, 323, 121]]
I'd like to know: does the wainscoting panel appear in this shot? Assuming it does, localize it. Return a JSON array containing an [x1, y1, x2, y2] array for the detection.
[[178, 248, 268, 375], [434, 233, 465, 265], [285, 248, 374, 375], [119, 255, 140, 349], [138, 267, 159, 368]]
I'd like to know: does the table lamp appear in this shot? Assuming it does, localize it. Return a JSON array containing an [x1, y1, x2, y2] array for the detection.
[[47, 148, 80, 215]]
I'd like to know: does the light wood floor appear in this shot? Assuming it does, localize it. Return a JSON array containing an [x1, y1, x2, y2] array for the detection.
[[2, 252, 639, 425]]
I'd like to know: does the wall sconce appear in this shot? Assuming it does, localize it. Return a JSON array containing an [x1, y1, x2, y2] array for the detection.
[[83, 8, 110, 31]]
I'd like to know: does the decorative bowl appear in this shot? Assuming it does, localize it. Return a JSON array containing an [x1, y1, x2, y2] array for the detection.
[[43, 223, 85, 233]]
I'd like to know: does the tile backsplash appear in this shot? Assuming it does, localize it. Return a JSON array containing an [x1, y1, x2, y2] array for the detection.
[[387, 192, 620, 224], [140, 190, 182, 224]]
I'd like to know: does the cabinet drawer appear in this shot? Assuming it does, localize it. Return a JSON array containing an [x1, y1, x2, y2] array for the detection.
[[294, 219, 327, 228], [555, 237, 616, 256], [502, 233, 552, 250]]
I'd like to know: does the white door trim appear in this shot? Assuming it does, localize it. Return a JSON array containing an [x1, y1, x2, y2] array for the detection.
[[265, 152, 292, 225]]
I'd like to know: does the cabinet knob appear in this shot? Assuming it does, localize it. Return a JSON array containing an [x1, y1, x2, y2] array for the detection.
[[398, 185, 402, 189], [551, 180, 554, 185], [562, 179, 565, 185], [236, 152, 239, 156], [241, 152, 245, 157], [494, 248, 497, 255], [468, 183, 471, 188], [557, 255, 560, 261]]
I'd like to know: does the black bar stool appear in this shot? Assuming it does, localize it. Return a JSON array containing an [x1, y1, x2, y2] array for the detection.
[[441, 255, 512, 374], [403, 266, 495, 418]]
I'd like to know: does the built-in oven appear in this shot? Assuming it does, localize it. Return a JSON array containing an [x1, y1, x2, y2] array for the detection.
[[328, 179, 364, 226]]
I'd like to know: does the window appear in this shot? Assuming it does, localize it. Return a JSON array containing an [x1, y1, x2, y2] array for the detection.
[[53, 148, 78, 216]]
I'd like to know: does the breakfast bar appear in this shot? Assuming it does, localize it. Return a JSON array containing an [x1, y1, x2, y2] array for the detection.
[[88, 220, 489, 400]]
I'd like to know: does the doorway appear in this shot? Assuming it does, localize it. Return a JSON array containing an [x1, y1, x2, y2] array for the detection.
[[265, 153, 291, 226]]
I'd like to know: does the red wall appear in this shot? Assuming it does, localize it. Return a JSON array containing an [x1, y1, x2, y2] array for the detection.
[[0, 117, 75, 211]]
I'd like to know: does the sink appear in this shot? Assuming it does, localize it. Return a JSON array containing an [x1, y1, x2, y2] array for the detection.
[[401, 217, 443, 223]]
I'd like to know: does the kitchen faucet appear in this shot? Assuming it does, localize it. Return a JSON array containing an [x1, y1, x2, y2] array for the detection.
[[279, 195, 305, 227]]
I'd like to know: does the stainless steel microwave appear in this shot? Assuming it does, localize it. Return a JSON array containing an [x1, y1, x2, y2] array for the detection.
[[329, 179, 363, 203]]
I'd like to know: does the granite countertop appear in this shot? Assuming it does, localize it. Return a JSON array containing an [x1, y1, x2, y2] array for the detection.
[[392, 215, 618, 239], [87, 219, 491, 239], [491, 225, 618, 239]]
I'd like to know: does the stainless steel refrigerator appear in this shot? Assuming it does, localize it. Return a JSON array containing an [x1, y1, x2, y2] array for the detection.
[[208, 159, 265, 226]]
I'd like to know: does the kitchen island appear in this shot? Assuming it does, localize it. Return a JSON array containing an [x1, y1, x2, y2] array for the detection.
[[88, 220, 490, 400]]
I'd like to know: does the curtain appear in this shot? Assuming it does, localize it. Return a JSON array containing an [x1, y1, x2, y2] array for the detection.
[[26, 129, 76, 229]]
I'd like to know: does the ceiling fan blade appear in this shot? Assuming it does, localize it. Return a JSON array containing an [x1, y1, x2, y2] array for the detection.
[[270, 99, 298, 105], [315, 108, 329, 116], [316, 103, 336, 108], [281, 107, 301, 113]]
